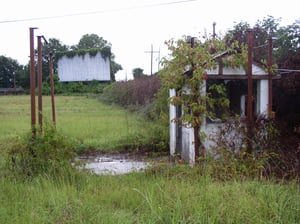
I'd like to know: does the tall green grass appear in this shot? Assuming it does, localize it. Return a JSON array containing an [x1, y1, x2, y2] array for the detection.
[[0, 95, 155, 151], [0, 95, 299, 223], [0, 166, 299, 223]]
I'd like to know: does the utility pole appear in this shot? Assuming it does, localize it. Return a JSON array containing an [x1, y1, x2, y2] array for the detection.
[[212, 22, 216, 39], [145, 44, 160, 76]]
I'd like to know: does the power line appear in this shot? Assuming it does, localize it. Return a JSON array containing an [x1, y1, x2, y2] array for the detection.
[[0, 0, 198, 24]]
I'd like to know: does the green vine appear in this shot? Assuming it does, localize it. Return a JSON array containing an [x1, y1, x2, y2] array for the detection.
[[55, 47, 111, 61], [160, 36, 246, 159]]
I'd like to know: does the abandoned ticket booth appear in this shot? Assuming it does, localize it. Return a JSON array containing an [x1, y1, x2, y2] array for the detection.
[[169, 34, 276, 164]]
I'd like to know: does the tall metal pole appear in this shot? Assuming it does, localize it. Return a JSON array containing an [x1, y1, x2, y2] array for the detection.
[[247, 29, 254, 124], [191, 37, 200, 162], [29, 27, 37, 137], [49, 52, 56, 125], [247, 29, 254, 153], [267, 35, 273, 118], [37, 36, 43, 133]]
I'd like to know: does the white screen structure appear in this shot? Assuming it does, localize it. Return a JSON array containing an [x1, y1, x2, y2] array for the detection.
[[57, 52, 110, 82]]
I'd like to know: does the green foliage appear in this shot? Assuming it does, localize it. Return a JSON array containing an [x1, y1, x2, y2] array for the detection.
[[225, 16, 300, 66], [42, 78, 109, 95], [160, 37, 244, 129], [0, 55, 23, 88], [55, 47, 112, 61], [4, 122, 76, 179], [206, 82, 230, 120], [100, 76, 161, 110], [74, 34, 109, 50], [132, 67, 146, 79], [160, 36, 246, 157]]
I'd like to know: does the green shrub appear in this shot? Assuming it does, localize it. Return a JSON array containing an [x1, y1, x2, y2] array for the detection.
[[4, 122, 76, 179], [100, 76, 161, 109]]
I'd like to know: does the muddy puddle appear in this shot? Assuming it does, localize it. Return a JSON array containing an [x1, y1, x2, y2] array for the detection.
[[76, 153, 150, 175]]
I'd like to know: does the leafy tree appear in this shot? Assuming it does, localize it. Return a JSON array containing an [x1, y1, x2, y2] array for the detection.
[[40, 38, 69, 80], [225, 17, 275, 63], [275, 19, 300, 65], [18, 64, 30, 90], [160, 36, 244, 161], [225, 16, 300, 65], [72, 34, 108, 50], [43, 38, 69, 74], [132, 67, 145, 79], [110, 57, 123, 82], [0, 56, 23, 88], [226, 16, 300, 129]]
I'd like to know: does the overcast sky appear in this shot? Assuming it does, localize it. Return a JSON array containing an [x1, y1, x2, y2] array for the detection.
[[0, 0, 299, 80]]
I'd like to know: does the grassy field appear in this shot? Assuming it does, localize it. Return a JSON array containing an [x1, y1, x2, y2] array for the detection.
[[0, 95, 299, 223], [0, 167, 299, 223], [0, 95, 152, 151]]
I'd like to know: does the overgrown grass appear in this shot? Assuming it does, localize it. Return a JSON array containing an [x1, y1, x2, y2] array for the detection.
[[0, 165, 299, 223], [0, 95, 299, 223], [0, 95, 163, 152]]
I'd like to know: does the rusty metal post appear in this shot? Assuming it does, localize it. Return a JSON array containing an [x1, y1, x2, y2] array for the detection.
[[246, 29, 254, 153], [189, 37, 200, 162], [267, 35, 273, 118], [247, 29, 254, 124], [37, 36, 43, 133], [29, 27, 37, 137], [49, 52, 56, 125]]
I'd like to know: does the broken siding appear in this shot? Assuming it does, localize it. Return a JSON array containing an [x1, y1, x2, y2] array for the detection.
[[57, 52, 110, 82]]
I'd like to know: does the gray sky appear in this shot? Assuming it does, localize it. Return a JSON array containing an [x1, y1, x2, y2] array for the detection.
[[0, 0, 299, 80]]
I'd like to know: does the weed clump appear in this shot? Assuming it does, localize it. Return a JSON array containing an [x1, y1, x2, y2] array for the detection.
[[199, 116, 297, 180], [4, 122, 76, 179]]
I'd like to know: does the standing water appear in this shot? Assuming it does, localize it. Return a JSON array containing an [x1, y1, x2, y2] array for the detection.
[[76, 153, 149, 175]]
